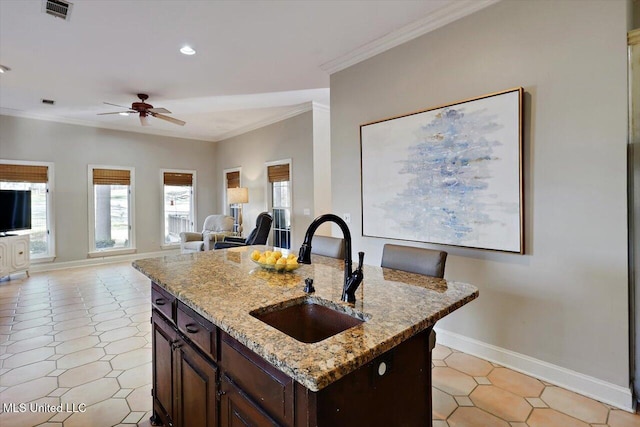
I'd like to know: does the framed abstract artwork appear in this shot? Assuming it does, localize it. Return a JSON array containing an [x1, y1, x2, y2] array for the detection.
[[360, 87, 524, 253]]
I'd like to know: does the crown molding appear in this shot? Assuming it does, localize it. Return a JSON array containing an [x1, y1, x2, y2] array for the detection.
[[320, 0, 500, 75], [1, 102, 319, 144], [213, 102, 313, 142], [0, 108, 216, 142], [311, 102, 330, 114]]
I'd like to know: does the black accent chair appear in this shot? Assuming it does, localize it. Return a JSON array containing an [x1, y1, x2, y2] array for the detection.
[[214, 212, 273, 249]]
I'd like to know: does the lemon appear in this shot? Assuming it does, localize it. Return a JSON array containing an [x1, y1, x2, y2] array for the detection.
[[258, 255, 267, 264], [285, 258, 298, 271], [251, 250, 261, 261], [266, 256, 277, 265], [287, 253, 297, 260], [275, 257, 287, 270], [273, 251, 282, 260]]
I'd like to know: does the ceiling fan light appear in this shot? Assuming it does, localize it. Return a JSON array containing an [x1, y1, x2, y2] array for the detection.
[[140, 115, 150, 126], [118, 112, 129, 116], [180, 46, 196, 55], [0, 65, 10, 73]]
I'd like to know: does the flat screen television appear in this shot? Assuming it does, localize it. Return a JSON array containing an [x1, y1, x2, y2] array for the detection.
[[0, 190, 32, 234]]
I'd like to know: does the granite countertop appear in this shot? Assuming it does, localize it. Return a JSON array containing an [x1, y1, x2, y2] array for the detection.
[[132, 245, 478, 391]]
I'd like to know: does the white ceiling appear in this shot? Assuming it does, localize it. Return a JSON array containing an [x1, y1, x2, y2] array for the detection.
[[0, 0, 496, 142]]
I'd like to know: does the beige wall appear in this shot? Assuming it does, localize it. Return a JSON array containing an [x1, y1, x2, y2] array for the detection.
[[0, 115, 217, 263], [330, 0, 629, 387], [214, 111, 315, 249], [312, 105, 332, 235]]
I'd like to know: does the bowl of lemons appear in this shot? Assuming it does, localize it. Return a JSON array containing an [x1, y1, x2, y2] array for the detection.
[[250, 250, 300, 272]]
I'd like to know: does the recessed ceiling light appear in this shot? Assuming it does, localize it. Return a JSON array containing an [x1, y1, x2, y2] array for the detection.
[[180, 46, 196, 55], [0, 65, 11, 73], [118, 112, 130, 116]]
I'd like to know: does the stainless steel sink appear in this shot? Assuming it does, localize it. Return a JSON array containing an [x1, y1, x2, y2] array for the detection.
[[251, 298, 365, 343]]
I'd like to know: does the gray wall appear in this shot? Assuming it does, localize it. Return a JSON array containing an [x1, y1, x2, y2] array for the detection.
[[214, 111, 315, 248], [630, 25, 640, 403], [0, 115, 217, 263], [330, 0, 629, 387]]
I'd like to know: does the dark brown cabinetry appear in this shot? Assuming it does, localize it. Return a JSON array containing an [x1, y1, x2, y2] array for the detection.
[[220, 375, 279, 426], [174, 340, 218, 427], [150, 282, 434, 427], [151, 310, 176, 426], [151, 283, 218, 427]]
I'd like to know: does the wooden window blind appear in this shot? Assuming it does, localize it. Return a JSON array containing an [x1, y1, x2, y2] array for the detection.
[[267, 164, 290, 183], [226, 171, 240, 189], [0, 164, 48, 183], [93, 168, 131, 186], [163, 172, 193, 187]]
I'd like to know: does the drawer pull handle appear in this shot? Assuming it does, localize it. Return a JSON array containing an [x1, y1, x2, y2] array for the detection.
[[154, 298, 165, 306], [18, 251, 24, 255], [185, 324, 199, 334]]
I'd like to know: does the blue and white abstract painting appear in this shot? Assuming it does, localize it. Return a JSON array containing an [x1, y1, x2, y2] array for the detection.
[[361, 88, 523, 253]]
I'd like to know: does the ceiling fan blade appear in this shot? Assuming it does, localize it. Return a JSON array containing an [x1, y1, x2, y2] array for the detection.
[[97, 110, 135, 115], [148, 107, 171, 114], [152, 113, 186, 126], [103, 102, 131, 109]]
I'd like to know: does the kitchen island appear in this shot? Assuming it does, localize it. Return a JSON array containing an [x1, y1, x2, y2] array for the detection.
[[133, 245, 478, 427]]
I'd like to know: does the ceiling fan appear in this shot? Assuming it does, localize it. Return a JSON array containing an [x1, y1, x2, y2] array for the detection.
[[98, 93, 186, 126]]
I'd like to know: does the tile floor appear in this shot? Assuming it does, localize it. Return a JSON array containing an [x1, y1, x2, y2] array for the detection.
[[0, 262, 638, 427]]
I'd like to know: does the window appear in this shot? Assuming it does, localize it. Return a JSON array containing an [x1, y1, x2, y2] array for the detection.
[[0, 161, 55, 260], [267, 161, 292, 249], [162, 170, 195, 246], [224, 169, 242, 233], [88, 166, 135, 256]]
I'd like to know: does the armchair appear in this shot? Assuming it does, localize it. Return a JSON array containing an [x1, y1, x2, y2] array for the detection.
[[180, 215, 235, 253], [214, 212, 272, 249]]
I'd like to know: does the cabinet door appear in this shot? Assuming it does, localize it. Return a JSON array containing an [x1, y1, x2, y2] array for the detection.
[[0, 241, 8, 277], [220, 334, 294, 425], [220, 375, 279, 427], [175, 341, 218, 427], [152, 309, 177, 425], [11, 236, 29, 270]]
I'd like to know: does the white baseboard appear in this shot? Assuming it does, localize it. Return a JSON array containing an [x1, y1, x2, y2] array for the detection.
[[29, 249, 180, 273], [434, 327, 635, 412]]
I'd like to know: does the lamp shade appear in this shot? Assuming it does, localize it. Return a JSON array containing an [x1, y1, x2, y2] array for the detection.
[[227, 187, 249, 204]]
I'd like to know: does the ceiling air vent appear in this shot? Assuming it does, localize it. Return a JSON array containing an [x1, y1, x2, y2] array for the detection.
[[41, 99, 55, 105], [43, 0, 73, 21]]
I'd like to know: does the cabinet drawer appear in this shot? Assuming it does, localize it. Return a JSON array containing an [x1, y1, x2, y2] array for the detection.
[[220, 333, 294, 425], [151, 283, 175, 321], [177, 302, 216, 361]]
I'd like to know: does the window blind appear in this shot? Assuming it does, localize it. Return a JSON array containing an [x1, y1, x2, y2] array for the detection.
[[267, 164, 290, 183], [0, 164, 48, 183], [93, 168, 130, 186], [226, 171, 240, 188], [163, 172, 193, 187]]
